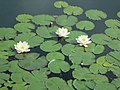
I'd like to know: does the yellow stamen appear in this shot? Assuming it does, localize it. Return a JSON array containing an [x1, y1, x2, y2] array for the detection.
[[82, 38, 86, 42], [61, 29, 65, 33], [20, 46, 25, 49]]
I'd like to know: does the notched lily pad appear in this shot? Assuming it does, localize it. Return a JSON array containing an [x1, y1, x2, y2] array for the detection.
[[76, 20, 95, 30], [32, 15, 54, 25], [64, 6, 83, 15], [16, 14, 33, 23], [85, 9, 107, 20], [40, 40, 62, 52], [54, 1, 68, 8], [105, 19, 120, 28], [91, 34, 112, 45], [56, 15, 78, 26], [14, 23, 35, 33]]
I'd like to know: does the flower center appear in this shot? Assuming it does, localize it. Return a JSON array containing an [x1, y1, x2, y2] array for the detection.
[[82, 38, 86, 42], [20, 45, 25, 49], [61, 29, 65, 33]]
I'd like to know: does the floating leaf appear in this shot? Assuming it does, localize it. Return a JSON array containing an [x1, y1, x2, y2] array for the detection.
[[0, 28, 16, 40], [112, 78, 120, 88], [14, 23, 35, 33], [64, 6, 83, 15], [70, 50, 95, 65], [91, 34, 112, 45], [107, 40, 120, 51], [46, 52, 65, 61], [56, 15, 78, 26], [65, 31, 86, 43], [89, 64, 107, 74], [48, 60, 70, 73], [105, 19, 120, 28], [76, 20, 95, 30], [40, 40, 62, 52], [61, 44, 75, 56], [85, 9, 107, 20], [105, 28, 120, 39], [54, 1, 68, 8], [16, 14, 33, 23], [117, 11, 120, 18], [0, 59, 9, 72], [94, 83, 116, 90], [18, 56, 48, 70], [32, 15, 54, 25]]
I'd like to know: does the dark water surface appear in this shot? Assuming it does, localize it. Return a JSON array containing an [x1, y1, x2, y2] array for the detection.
[[0, 0, 120, 27]]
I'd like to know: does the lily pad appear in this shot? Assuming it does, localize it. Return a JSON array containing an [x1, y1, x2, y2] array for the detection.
[[46, 52, 65, 61], [48, 60, 70, 73], [54, 1, 68, 8], [85, 9, 107, 20], [18, 56, 48, 70], [0, 28, 16, 40], [107, 40, 120, 51], [91, 34, 112, 45], [117, 11, 120, 18], [40, 40, 62, 52], [105, 28, 120, 39], [94, 83, 116, 90], [14, 23, 35, 33], [16, 14, 33, 23], [32, 15, 54, 25], [105, 19, 120, 28], [64, 6, 83, 15], [76, 20, 95, 30], [69, 50, 95, 65], [61, 44, 75, 56], [56, 15, 78, 26]]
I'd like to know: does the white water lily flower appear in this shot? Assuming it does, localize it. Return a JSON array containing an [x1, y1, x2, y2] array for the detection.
[[14, 41, 30, 53], [76, 35, 92, 47], [56, 27, 70, 37]]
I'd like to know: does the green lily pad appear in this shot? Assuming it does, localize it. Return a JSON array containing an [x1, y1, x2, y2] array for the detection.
[[61, 44, 75, 56], [56, 15, 78, 26], [91, 34, 112, 45], [89, 64, 107, 74], [40, 40, 62, 52], [54, 1, 68, 8], [0, 59, 9, 72], [108, 40, 120, 51], [18, 56, 48, 70], [0, 28, 16, 40], [32, 15, 54, 25], [14, 23, 35, 33], [65, 31, 86, 43], [112, 78, 120, 88], [117, 11, 120, 18], [85, 9, 107, 20], [105, 19, 120, 28], [48, 60, 70, 73], [16, 14, 33, 23], [64, 6, 83, 15], [105, 28, 120, 39], [46, 52, 65, 61], [36, 26, 57, 38], [94, 83, 116, 90], [76, 20, 95, 30], [69, 50, 95, 65]]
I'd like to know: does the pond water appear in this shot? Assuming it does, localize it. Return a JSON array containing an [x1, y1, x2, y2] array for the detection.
[[0, 0, 120, 90]]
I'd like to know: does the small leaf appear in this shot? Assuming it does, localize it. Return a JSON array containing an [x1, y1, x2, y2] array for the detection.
[[64, 6, 83, 15], [40, 40, 62, 52], [16, 14, 33, 23], [76, 20, 95, 30], [54, 1, 68, 8], [105, 19, 120, 28], [117, 11, 120, 18], [85, 9, 107, 20], [32, 15, 54, 25], [56, 15, 78, 26]]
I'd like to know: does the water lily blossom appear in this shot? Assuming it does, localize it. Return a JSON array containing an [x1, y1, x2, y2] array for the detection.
[[76, 35, 92, 47], [14, 41, 30, 53], [56, 27, 70, 37]]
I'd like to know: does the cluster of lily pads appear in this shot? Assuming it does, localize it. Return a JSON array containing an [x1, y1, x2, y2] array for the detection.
[[0, 1, 120, 90]]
